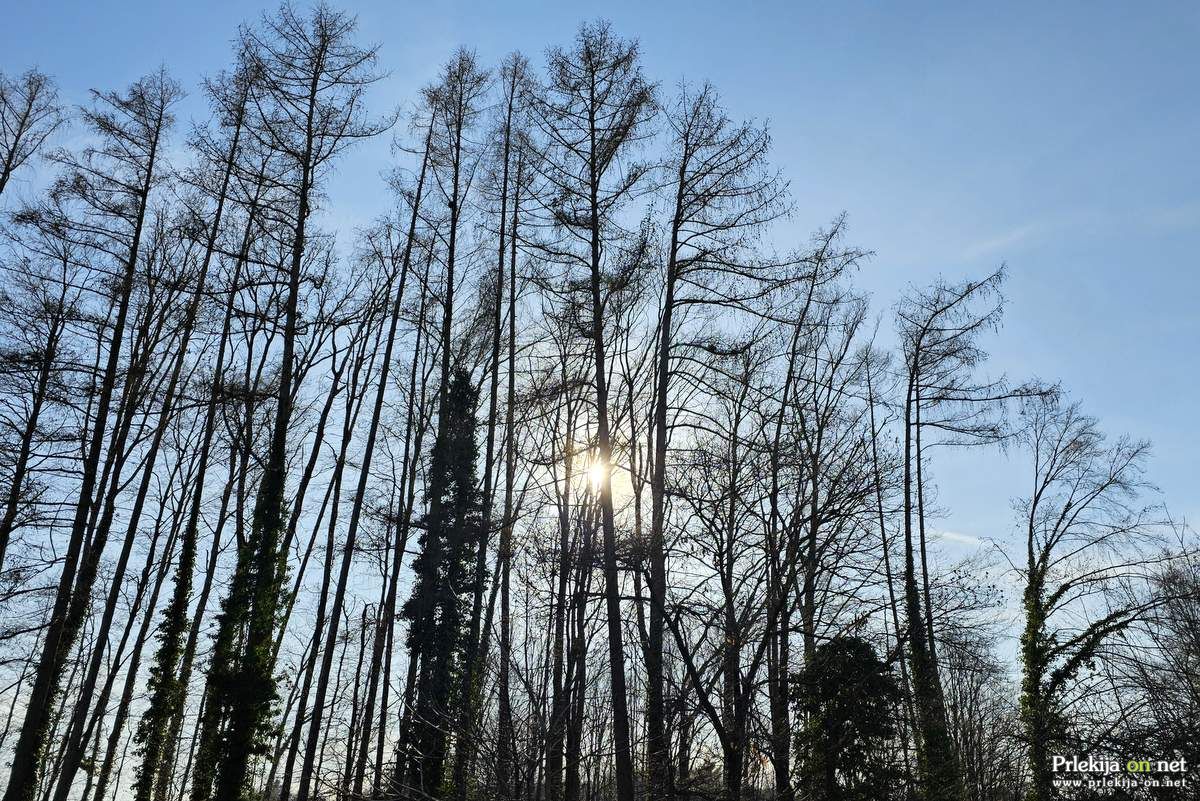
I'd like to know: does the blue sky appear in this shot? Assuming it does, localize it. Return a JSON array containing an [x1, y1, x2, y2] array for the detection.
[[4, 1, 1198, 558]]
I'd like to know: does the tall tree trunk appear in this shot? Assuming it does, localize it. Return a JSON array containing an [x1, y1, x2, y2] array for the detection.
[[902, 373, 962, 801], [351, 136, 430, 801], [149, 194, 265, 801], [585, 102, 636, 801], [914, 385, 939, 667], [866, 364, 916, 796], [495, 145, 522, 801], [299, 125, 428, 801], [55, 212, 223, 801], [3, 86, 170, 801], [563, 505, 593, 801], [279, 327, 376, 801], [764, 320, 806, 801], [544, 391, 579, 801], [0, 279, 66, 572], [90, 476, 186, 801], [453, 63, 516, 799], [131, 79, 247, 801], [645, 175, 681, 801], [343, 605, 372, 796]]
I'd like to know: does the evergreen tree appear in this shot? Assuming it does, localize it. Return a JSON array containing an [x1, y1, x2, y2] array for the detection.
[[401, 367, 484, 798], [796, 636, 903, 801]]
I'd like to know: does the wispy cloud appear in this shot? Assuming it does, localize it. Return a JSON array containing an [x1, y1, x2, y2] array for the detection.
[[964, 202, 1200, 263], [933, 529, 984, 546], [962, 222, 1042, 261]]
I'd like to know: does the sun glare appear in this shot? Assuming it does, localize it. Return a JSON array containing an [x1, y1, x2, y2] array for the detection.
[[587, 458, 608, 490]]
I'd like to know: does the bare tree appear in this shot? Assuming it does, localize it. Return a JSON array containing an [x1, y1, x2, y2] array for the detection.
[[1015, 395, 1176, 801], [0, 69, 65, 197], [527, 24, 655, 801], [393, 47, 489, 801], [2, 69, 182, 801], [647, 81, 786, 801], [294, 111, 427, 801], [894, 269, 1031, 801], [0, 226, 80, 576], [191, 8, 388, 801]]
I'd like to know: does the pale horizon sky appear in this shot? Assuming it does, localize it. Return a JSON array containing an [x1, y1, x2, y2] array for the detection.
[[4, 1, 1197, 577]]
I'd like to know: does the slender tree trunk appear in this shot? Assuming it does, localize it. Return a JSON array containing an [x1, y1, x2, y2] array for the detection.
[[914, 386, 939, 667], [383, 265, 432, 799], [91, 481, 186, 801], [544, 401, 578, 801], [299, 125, 428, 801], [55, 216, 221, 801], [453, 68, 515, 800], [202, 31, 336, 799], [866, 365, 916, 796], [902, 371, 962, 801], [351, 576, 387, 796], [645, 182, 682, 801], [495, 146, 521, 801], [585, 94, 636, 801], [563, 505, 593, 801], [0, 291, 65, 572], [132, 84, 248, 801], [150, 206, 261, 801], [720, 391, 745, 801], [343, 605, 372, 795], [279, 327, 376, 801], [3, 96, 168, 801], [765, 323, 803, 801], [350, 140, 430, 800]]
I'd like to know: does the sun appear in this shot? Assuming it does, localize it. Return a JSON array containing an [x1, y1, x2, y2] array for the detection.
[[587, 458, 608, 491]]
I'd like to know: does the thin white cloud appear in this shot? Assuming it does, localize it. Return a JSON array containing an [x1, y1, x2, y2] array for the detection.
[[962, 222, 1042, 261], [933, 529, 984, 546]]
